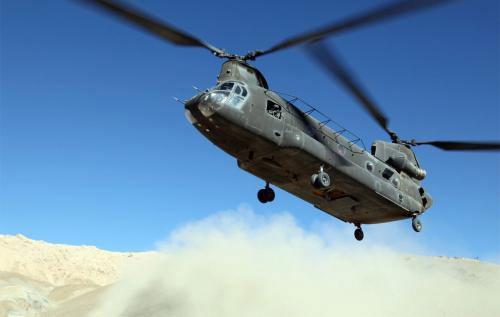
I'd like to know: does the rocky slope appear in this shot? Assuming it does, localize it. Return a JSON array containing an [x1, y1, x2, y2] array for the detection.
[[0, 234, 151, 317], [0, 233, 499, 317]]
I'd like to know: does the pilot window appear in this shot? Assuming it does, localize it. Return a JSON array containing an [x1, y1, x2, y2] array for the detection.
[[266, 100, 282, 119], [217, 82, 234, 91], [227, 84, 248, 108]]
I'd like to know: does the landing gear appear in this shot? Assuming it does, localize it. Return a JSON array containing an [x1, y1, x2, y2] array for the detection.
[[311, 166, 331, 189], [257, 182, 275, 204], [354, 224, 364, 241], [412, 216, 422, 232]]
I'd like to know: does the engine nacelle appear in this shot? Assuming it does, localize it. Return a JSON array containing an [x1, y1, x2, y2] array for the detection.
[[371, 141, 427, 180], [388, 155, 427, 180]]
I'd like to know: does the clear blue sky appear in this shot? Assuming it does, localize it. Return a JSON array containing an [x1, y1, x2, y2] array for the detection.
[[1, 0, 499, 260]]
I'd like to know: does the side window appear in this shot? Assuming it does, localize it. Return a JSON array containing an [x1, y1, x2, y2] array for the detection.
[[266, 100, 282, 120], [226, 84, 248, 109]]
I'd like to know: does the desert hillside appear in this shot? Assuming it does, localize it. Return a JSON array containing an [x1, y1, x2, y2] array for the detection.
[[0, 234, 152, 317], [0, 234, 150, 286], [1, 229, 499, 317]]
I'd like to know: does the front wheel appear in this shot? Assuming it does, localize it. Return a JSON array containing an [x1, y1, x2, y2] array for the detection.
[[311, 171, 331, 188], [354, 228, 364, 241], [257, 187, 275, 203], [264, 187, 275, 202], [257, 189, 268, 204]]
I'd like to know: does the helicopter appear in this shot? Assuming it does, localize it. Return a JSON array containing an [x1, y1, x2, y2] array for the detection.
[[78, 0, 500, 241]]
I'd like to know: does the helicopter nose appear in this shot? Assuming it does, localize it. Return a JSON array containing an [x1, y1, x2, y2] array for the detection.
[[198, 92, 227, 117]]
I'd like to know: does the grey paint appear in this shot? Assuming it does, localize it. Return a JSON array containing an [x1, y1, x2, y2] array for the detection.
[[185, 61, 432, 226]]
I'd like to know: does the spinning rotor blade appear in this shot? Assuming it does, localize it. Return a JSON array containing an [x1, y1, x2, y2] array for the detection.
[[410, 141, 500, 151], [250, 0, 454, 59], [77, 0, 225, 56], [307, 42, 500, 150], [306, 41, 395, 139]]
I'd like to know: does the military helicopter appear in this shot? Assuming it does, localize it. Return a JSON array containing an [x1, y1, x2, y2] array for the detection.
[[78, 0, 500, 241]]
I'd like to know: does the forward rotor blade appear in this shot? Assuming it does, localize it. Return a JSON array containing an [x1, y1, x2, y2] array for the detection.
[[306, 41, 394, 138], [252, 0, 454, 58], [77, 0, 224, 56], [412, 141, 500, 151]]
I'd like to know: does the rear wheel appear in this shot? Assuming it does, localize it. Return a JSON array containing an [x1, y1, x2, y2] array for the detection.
[[412, 217, 422, 232]]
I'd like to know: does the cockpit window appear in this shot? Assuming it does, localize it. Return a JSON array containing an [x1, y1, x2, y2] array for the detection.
[[214, 82, 249, 109], [217, 82, 234, 91]]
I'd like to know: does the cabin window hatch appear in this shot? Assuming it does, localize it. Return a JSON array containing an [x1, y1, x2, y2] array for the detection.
[[266, 100, 282, 120]]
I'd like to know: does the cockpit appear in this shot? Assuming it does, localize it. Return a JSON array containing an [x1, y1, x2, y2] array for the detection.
[[212, 81, 249, 108], [215, 81, 248, 95]]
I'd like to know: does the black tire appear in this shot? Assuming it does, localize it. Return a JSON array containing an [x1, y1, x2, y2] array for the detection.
[[317, 171, 331, 188], [412, 217, 422, 232], [310, 174, 319, 187], [264, 187, 275, 202], [311, 171, 331, 188], [257, 189, 268, 204], [354, 228, 364, 241]]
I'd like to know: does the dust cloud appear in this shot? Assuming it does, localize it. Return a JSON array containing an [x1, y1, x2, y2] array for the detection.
[[93, 206, 500, 317]]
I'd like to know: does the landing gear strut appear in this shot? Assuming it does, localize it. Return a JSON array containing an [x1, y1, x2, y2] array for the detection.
[[311, 166, 331, 189], [354, 224, 364, 241], [257, 182, 275, 204], [412, 216, 422, 232]]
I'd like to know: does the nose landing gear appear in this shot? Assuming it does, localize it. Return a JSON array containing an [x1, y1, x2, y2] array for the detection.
[[257, 182, 275, 204], [311, 166, 331, 189], [354, 224, 364, 241]]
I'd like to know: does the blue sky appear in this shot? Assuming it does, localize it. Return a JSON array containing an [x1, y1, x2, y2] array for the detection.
[[1, 0, 499, 260]]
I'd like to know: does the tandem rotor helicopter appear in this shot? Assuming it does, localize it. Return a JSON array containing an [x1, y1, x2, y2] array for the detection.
[[78, 0, 500, 240]]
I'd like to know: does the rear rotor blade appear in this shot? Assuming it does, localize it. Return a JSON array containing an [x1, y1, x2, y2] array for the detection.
[[77, 0, 225, 56], [306, 41, 395, 139], [412, 141, 500, 151], [251, 0, 455, 59]]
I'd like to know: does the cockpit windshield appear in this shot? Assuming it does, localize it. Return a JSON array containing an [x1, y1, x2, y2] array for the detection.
[[216, 82, 234, 91], [213, 81, 249, 109]]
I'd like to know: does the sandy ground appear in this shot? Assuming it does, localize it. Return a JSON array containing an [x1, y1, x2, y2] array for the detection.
[[0, 234, 152, 317], [1, 217, 499, 317]]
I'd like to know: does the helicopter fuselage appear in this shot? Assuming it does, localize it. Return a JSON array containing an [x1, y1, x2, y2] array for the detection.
[[77, 0, 500, 239], [184, 71, 433, 226]]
